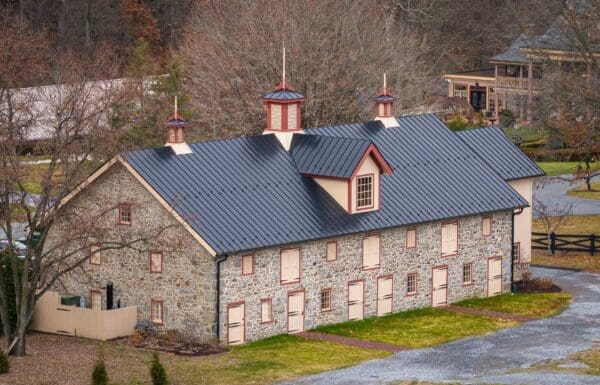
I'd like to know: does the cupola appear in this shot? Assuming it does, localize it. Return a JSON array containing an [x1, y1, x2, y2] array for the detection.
[[374, 74, 398, 128], [165, 96, 192, 155], [262, 48, 305, 150]]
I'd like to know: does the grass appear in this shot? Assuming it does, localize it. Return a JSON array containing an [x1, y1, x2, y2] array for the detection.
[[567, 181, 600, 201], [573, 346, 600, 375], [536, 161, 600, 176], [529, 345, 600, 376], [6, 333, 389, 385], [531, 215, 600, 272], [455, 292, 571, 318], [312, 307, 517, 349]]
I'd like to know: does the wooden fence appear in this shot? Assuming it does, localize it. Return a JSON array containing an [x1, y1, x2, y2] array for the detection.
[[31, 291, 137, 341], [532, 232, 597, 256]]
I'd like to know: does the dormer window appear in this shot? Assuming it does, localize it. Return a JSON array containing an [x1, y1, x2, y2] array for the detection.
[[356, 175, 374, 210]]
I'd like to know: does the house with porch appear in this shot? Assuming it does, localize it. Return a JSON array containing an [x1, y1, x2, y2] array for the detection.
[[444, 2, 599, 122], [45, 66, 543, 345]]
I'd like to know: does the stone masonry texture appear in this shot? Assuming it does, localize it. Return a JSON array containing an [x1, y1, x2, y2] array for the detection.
[[46, 162, 513, 344], [220, 211, 513, 343]]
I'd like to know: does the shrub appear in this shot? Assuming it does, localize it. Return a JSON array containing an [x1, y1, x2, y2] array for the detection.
[[92, 359, 109, 385], [447, 115, 468, 131], [0, 351, 9, 374], [498, 109, 515, 127], [150, 352, 168, 385]]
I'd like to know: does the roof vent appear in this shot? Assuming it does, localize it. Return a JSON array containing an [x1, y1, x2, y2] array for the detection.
[[166, 96, 192, 155], [374, 74, 398, 128]]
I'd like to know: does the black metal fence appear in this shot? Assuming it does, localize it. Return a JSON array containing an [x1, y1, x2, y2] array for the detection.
[[532, 232, 597, 256]]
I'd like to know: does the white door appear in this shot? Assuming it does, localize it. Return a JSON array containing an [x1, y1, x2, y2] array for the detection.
[[227, 302, 245, 345], [287, 291, 305, 333], [432, 266, 448, 307], [488, 257, 503, 296], [377, 276, 393, 316], [348, 280, 364, 320]]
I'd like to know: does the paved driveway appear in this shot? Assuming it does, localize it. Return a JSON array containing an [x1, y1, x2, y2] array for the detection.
[[284, 267, 600, 385], [533, 174, 600, 216]]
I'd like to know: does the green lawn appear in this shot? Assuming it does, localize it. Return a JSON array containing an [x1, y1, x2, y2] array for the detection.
[[567, 181, 600, 201], [455, 292, 571, 318], [312, 307, 516, 349], [536, 161, 600, 176], [119, 334, 390, 385]]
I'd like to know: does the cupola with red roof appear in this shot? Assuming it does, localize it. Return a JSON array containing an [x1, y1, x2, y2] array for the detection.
[[261, 48, 305, 150]]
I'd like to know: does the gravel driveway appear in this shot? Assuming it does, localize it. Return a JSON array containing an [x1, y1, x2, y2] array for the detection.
[[533, 173, 600, 216], [284, 267, 600, 385]]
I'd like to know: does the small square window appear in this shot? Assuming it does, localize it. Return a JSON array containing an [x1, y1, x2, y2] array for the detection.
[[242, 254, 254, 275], [150, 252, 162, 273], [356, 175, 374, 209], [151, 300, 164, 324], [326, 242, 337, 262], [321, 289, 332, 311], [463, 263, 473, 285], [513, 243, 521, 263], [118, 203, 132, 225], [482, 217, 492, 236], [89, 244, 101, 265], [406, 228, 417, 249], [407, 273, 417, 295], [261, 299, 272, 323]]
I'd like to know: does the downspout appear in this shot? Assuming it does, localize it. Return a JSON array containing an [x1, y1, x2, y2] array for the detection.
[[510, 211, 516, 293], [216, 255, 228, 341]]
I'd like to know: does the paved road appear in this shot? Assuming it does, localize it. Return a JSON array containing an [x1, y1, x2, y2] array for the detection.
[[284, 267, 600, 385], [533, 173, 600, 216]]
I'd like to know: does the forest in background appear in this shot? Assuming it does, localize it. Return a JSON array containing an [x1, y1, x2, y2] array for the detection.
[[0, 0, 567, 141]]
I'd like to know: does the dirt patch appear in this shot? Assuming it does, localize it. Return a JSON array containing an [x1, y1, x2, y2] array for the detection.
[[118, 329, 227, 357]]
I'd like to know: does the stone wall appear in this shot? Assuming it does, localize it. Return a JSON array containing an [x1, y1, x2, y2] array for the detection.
[[220, 211, 513, 343], [46, 163, 218, 342]]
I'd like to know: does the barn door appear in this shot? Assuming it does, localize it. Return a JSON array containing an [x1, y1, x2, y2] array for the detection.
[[488, 257, 503, 296], [432, 266, 448, 307], [377, 276, 393, 316], [227, 302, 245, 345], [348, 280, 364, 321], [287, 291, 305, 333]]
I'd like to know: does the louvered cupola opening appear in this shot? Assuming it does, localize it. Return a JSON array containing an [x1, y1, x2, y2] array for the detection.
[[262, 48, 305, 150], [375, 73, 395, 118]]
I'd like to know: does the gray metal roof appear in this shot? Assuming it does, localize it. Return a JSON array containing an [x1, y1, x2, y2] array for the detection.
[[456, 126, 545, 181], [490, 34, 531, 64], [122, 114, 528, 255], [262, 87, 305, 101], [290, 134, 372, 178]]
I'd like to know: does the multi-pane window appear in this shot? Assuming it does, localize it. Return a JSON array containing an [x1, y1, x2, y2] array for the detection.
[[407, 273, 417, 295], [280, 248, 300, 284], [242, 254, 254, 275], [362, 235, 381, 269], [463, 263, 473, 285], [261, 299, 272, 323], [441, 222, 459, 257], [118, 203, 132, 225], [482, 216, 492, 236], [453, 84, 467, 99], [356, 175, 374, 209], [321, 289, 332, 311], [406, 228, 417, 249], [89, 244, 101, 265], [513, 243, 521, 263], [150, 252, 162, 273], [151, 300, 164, 324], [326, 242, 337, 262]]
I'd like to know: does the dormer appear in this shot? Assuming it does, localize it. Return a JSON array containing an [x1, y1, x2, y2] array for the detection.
[[262, 48, 305, 150], [374, 74, 399, 128], [290, 135, 392, 214]]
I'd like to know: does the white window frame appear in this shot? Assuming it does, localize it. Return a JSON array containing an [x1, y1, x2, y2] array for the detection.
[[320, 288, 332, 312], [356, 174, 374, 210], [462, 263, 473, 285], [406, 273, 417, 295], [151, 299, 164, 325]]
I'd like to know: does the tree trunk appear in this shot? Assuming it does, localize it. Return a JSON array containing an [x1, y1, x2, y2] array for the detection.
[[13, 332, 25, 357]]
